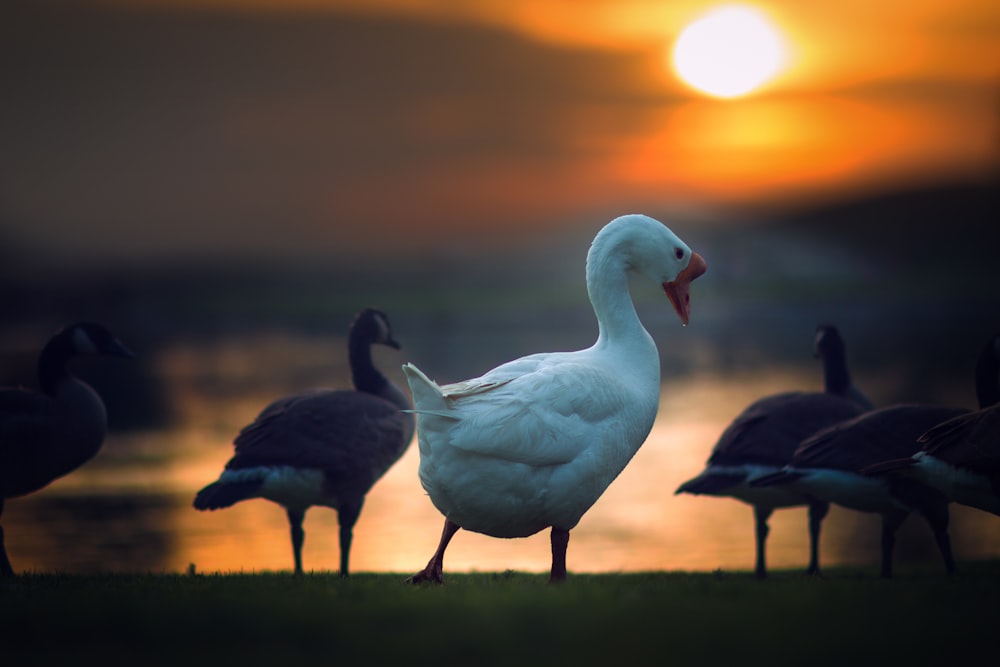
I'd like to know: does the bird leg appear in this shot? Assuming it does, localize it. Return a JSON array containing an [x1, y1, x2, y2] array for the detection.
[[807, 500, 829, 576], [337, 500, 363, 578], [549, 527, 570, 583], [0, 501, 13, 577], [930, 521, 958, 576], [406, 518, 460, 584], [287, 508, 306, 575], [880, 510, 908, 578], [0, 532, 10, 577], [918, 502, 957, 575], [753, 505, 773, 579]]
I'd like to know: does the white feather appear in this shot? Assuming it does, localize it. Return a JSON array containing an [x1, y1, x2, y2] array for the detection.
[[220, 466, 335, 511], [911, 452, 1000, 515], [786, 468, 905, 513]]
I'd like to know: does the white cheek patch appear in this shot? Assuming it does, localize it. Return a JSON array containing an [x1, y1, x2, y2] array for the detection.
[[72, 327, 100, 355]]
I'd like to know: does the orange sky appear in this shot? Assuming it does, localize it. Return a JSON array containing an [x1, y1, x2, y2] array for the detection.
[[115, 0, 1000, 87], [2, 0, 998, 264], [204, 0, 1000, 200]]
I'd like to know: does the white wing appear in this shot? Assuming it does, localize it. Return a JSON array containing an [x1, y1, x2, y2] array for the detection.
[[437, 357, 630, 466]]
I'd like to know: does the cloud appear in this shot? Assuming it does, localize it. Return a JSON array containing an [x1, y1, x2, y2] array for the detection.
[[0, 5, 670, 266]]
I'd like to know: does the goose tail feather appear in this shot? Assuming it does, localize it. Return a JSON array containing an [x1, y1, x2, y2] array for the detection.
[[402, 363, 452, 413], [675, 472, 747, 495], [193, 480, 262, 510]]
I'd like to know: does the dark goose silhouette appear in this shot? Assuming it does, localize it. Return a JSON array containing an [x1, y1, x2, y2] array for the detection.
[[751, 402, 966, 578], [193, 309, 414, 576], [676, 324, 872, 578], [0, 322, 134, 576], [863, 334, 1000, 517]]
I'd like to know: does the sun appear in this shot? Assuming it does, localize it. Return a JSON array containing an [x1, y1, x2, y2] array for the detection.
[[672, 5, 786, 99]]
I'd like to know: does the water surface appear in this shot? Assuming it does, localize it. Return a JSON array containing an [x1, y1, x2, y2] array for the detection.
[[5, 340, 998, 576]]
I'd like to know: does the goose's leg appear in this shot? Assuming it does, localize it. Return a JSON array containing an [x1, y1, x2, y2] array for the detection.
[[336, 499, 363, 578], [806, 500, 829, 576], [753, 505, 772, 579], [0, 501, 13, 577], [406, 519, 460, 584], [919, 502, 957, 575], [880, 510, 908, 578], [287, 508, 306, 575], [549, 528, 570, 583]]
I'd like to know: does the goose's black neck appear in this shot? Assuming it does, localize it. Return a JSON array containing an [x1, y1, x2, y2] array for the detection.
[[349, 333, 388, 394], [38, 330, 76, 396], [975, 336, 1000, 408], [820, 345, 852, 397]]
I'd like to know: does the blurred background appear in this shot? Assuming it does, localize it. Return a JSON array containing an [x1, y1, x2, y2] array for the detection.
[[1, 0, 999, 575]]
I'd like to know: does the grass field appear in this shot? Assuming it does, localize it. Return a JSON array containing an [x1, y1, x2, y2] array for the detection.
[[3, 562, 998, 666]]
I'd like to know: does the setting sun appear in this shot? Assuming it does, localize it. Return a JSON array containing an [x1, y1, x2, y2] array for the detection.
[[672, 5, 786, 99]]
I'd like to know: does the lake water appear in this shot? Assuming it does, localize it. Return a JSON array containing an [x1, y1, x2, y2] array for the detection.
[[4, 335, 1000, 577]]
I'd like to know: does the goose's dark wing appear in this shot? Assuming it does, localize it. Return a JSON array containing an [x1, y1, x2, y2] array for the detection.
[[708, 391, 866, 467], [795, 405, 969, 472], [918, 405, 1000, 470], [226, 389, 411, 488]]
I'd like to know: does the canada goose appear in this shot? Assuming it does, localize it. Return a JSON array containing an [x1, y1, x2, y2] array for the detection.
[[403, 214, 706, 584], [193, 308, 414, 576], [676, 324, 872, 578], [0, 322, 134, 576], [863, 334, 1000, 516], [751, 403, 965, 577]]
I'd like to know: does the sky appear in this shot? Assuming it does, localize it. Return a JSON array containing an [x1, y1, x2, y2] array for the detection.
[[1, 0, 998, 267]]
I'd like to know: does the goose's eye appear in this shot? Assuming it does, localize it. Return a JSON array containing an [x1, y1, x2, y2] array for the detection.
[[674, 247, 685, 260]]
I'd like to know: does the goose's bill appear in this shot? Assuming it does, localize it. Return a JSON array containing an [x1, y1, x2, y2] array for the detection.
[[663, 252, 707, 326]]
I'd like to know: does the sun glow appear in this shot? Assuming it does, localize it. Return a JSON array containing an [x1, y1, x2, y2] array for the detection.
[[672, 5, 787, 99]]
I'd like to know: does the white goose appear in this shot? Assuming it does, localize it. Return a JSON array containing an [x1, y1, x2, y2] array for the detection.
[[403, 214, 707, 583]]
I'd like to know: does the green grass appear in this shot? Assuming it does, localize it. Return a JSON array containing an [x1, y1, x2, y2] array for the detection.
[[3, 564, 998, 666]]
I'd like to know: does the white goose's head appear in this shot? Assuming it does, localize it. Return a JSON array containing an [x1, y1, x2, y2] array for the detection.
[[594, 214, 708, 326]]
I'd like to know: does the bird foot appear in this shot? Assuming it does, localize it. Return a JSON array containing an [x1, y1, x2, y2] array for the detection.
[[405, 568, 444, 585]]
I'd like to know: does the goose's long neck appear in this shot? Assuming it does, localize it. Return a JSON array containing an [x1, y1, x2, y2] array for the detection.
[[349, 335, 386, 395], [38, 332, 74, 396], [975, 338, 1000, 409], [349, 335, 413, 414], [587, 241, 648, 350], [820, 345, 873, 409], [37, 332, 108, 463], [820, 346, 852, 397]]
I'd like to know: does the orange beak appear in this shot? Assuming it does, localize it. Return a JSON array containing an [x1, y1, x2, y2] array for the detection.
[[663, 252, 707, 326]]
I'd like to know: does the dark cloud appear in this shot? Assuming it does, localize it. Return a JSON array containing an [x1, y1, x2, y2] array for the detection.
[[0, 3, 671, 267]]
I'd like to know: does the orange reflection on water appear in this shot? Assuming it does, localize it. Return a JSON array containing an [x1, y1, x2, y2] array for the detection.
[[6, 367, 1000, 576]]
